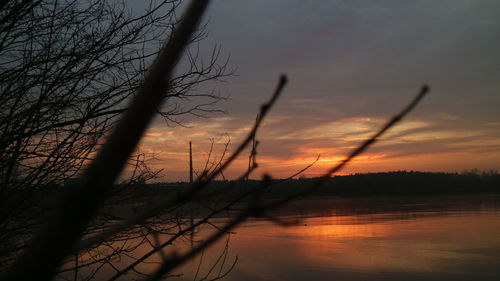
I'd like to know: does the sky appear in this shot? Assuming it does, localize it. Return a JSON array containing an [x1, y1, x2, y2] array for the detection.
[[139, 0, 500, 182]]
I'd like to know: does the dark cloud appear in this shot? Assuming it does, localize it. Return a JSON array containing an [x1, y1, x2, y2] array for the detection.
[[204, 0, 500, 116]]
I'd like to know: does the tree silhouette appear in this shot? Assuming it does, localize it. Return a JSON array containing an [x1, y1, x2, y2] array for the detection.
[[0, 0, 231, 277], [0, 1, 428, 280]]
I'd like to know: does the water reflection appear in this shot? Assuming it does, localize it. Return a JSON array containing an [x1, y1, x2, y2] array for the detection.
[[70, 195, 500, 280], [179, 195, 500, 281], [225, 212, 500, 281]]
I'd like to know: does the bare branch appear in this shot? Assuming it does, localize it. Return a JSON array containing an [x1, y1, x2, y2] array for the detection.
[[1, 1, 212, 280]]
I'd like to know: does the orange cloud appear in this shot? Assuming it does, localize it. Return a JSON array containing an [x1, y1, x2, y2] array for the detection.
[[138, 111, 500, 182]]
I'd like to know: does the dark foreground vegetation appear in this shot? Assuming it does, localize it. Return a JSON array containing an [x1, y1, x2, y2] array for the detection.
[[0, 0, 465, 280]]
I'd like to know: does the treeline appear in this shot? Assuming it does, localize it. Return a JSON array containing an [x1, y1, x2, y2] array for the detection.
[[89, 170, 500, 202], [266, 170, 500, 198]]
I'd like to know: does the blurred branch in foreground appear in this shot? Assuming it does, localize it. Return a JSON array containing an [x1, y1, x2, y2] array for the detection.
[[0, 0, 429, 280]]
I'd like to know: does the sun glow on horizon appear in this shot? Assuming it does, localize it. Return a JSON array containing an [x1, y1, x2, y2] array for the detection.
[[137, 111, 500, 182]]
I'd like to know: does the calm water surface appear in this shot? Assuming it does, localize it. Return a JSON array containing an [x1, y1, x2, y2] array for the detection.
[[76, 194, 500, 281], [175, 195, 500, 281]]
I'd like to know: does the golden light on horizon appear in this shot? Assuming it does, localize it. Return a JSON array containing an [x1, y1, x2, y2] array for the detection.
[[135, 107, 500, 182]]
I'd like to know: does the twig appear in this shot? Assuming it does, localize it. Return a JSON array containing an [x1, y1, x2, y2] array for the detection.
[[271, 85, 430, 205]]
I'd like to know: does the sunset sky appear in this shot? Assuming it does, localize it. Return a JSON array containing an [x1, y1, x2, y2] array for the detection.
[[140, 0, 500, 182]]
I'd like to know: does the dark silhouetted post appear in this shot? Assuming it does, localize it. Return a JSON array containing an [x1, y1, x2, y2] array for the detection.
[[189, 141, 193, 183]]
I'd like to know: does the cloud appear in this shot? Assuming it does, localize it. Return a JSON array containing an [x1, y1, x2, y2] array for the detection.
[[138, 0, 500, 181]]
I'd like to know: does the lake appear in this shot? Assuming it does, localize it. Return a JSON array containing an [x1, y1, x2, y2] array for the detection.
[[175, 194, 500, 281], [67, 194, 500, 281]]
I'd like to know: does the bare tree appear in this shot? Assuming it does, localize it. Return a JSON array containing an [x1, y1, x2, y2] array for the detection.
[[0, 0, 231, 274]]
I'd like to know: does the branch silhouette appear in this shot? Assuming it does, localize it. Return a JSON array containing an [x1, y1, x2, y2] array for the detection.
[[1, 1, 212, 280], [1, 1, 430, 280]]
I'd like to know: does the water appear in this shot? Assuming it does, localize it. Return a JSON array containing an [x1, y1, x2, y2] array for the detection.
[[176, 195, 500, 281], [69, 194, 500, 280], [222, 212, 500, 280]]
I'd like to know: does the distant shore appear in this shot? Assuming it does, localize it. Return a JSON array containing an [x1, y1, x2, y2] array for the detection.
[[139, 171, 500, 199]]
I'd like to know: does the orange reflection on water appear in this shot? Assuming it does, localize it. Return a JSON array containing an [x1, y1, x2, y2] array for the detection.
[[68, 196, 500, 281], [229, 209, 500, 280]]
